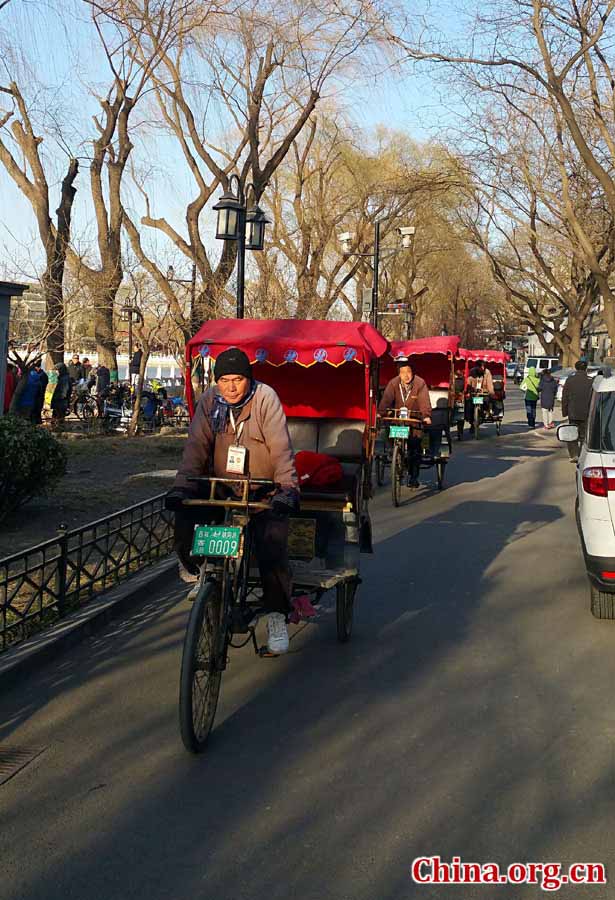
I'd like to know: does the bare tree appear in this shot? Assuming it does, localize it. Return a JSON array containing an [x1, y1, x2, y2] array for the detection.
[[0, 83, 79, 364], [108, 0, 398, 333], [394, 0, 615, 348]]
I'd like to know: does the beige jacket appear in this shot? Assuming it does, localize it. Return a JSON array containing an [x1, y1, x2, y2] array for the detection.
[[468, 367, 495, 396], [174, 382, 298, 491]]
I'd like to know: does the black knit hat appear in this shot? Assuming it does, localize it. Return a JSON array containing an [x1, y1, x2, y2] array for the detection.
[[214, 348, 253, 381]]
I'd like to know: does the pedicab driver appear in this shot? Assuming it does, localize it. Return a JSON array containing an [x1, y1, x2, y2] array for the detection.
[[167, 348, 299, 655], [467, 359, 495, 415], [379, 357, 432, 488]]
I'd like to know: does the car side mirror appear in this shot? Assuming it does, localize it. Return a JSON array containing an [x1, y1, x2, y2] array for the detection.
[[557, 424, 579, 443]]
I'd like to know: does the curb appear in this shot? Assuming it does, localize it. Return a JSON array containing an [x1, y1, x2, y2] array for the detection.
[[0, 556, 178, 691]]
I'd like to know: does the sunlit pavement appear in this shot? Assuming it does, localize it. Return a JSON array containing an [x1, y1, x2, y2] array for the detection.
[[1, 388, 611, 900]]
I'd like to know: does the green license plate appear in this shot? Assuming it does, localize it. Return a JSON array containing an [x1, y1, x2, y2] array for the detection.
[[473, 396, 484, 405], [191, 525, 242, 558], [389, 425, 410, 438]]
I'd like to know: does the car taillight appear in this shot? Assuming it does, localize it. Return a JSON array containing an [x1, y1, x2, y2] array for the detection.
[[582, 467, 615, 497], [601, 571, 615, 580]]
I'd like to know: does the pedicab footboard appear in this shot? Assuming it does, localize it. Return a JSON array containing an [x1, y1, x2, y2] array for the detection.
[[291, 562, 359, 590], [248, 563, 358, 591]]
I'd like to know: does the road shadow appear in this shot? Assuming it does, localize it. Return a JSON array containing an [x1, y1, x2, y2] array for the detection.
[[4, 464, 589, 900]]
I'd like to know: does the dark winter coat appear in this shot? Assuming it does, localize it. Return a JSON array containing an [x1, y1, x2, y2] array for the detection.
[[51, 364, 71, 413], [67, 361, 85, 382], [15, 370, 41, 410], [538, 373, 557, 410], [96, 365, 111, 393], [562, 371, 593, 422]]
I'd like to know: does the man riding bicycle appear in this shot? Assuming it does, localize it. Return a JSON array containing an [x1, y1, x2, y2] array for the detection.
[[379, 357, 432, 488], [168, 348, 299, 655], [467, 359, 496, 416]]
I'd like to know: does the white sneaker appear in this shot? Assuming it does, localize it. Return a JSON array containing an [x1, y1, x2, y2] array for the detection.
[[178, 562, 198, 584], [266, 613, 289, 654], [186, 582, 200, 602]]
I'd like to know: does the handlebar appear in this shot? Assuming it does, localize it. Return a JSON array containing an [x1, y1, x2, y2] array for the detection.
[[176, 476, 281, 512]]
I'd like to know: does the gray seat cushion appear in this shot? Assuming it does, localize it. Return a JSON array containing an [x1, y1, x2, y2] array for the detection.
[[287, 418, 319, 453], [318, 419, 364, 458]]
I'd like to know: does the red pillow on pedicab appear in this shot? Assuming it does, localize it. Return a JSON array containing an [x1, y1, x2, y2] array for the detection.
[[295, 451, 343, 488]]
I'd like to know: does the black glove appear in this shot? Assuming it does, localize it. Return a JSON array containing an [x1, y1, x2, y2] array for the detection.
[[271, 487, 300, 518], [165, 488, 189, 511]]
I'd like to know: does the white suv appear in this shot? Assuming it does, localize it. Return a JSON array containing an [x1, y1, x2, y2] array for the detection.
[[559, 371, 615, 618]]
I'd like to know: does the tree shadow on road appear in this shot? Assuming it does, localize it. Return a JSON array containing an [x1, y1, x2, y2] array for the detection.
[[4, 462, 594, 900]]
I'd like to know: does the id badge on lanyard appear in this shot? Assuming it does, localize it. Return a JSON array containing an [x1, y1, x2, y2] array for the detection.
[[400, 381, 413, 410], [227, 410, 247, 475]]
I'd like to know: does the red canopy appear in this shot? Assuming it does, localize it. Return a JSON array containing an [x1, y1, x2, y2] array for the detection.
[[380, 335, 460, 389], [186, 318, 388, 368], [390, 336, 460, 358], [457, 348, 510, 364], [186, 318, 388, 420]]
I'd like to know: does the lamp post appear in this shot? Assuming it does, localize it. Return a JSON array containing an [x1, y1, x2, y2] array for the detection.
[[213, 175, 271, 319], [120, 294, 144, 363], [339, 223, 416, 328]]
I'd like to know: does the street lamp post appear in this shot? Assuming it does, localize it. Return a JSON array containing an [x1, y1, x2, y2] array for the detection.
[[213, 175, 271, 319], [339, 223, 416, 328], [120, 295, 144, 363]]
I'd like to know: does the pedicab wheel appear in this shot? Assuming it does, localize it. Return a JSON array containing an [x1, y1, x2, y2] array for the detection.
[[376, 455, 386, 486], [436, 460, 446, 491], [179, 580, 223, 754], [473, 406, 480, 440], [336, 579, 356, 642], [457, 421, 464, 441], [496, 420, 502, 436], [391, 444, 403, 507], [82, 399, 97, 422]]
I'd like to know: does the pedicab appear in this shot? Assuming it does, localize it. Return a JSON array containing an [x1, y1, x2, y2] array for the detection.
[[375, 335, 460, 497], [174, 318, 387, 753], [459, 349, 509, 439]]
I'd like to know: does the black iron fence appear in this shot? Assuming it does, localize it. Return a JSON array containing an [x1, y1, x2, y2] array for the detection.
[[0, 493, 173, 652]]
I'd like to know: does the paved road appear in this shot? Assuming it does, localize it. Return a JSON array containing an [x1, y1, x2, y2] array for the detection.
[[1, 390, 613, 900]]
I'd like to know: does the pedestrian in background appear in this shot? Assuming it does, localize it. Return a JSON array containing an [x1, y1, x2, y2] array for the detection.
[[539, 369, 557, 429], [12, 366, 42, 420], [95, 364, 110, 395], [521, 366, 540, 428], [31, 358, 48, 424], [51, 362, 71, 423], [562, 360, 593, 461], [129, 345, 143, 387], [67, 353, 84, 384]]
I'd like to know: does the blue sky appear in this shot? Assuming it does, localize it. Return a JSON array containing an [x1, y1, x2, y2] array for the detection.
[[0, 0, 462, 279]]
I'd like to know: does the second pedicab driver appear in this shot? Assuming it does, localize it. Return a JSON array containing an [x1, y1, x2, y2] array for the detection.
[[379, 357, 432, 488], [167, 348, 299, 655]]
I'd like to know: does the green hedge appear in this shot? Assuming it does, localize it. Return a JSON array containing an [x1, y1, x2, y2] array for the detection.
[[0, 416, 67, 524]]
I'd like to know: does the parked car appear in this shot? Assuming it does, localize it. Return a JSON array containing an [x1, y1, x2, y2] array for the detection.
[[522, 356, 561, 380], [554, 366, 601, 402], [558, 371, 615, 618]]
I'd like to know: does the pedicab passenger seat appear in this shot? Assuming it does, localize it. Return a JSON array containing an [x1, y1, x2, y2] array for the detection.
[[287, 417, 364, 504]]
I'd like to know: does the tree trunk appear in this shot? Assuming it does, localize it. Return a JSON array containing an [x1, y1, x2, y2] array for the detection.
[[94, 287, 119, 375], [42, 158, 79, 366]]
